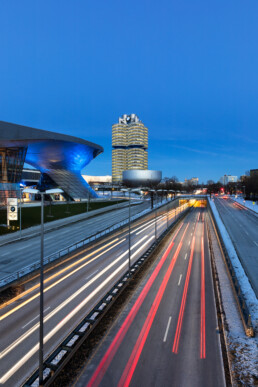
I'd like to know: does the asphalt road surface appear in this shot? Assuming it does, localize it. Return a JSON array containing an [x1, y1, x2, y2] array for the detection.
[[75, 207, 225, 387], [0, 201, 188, 386], [214, 197, 258, 297]]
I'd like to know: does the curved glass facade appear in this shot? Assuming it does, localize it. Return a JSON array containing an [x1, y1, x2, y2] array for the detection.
[[0, 121, 103, 202]]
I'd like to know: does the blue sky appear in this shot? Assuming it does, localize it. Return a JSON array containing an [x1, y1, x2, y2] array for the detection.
[[0, 0, 257, 183]]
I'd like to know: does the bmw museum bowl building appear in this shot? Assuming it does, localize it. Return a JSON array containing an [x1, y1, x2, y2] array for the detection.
[[0, 121, 103, 203]]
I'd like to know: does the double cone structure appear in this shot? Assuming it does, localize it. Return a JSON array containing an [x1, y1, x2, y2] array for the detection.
[[0, 121, 103, 202]]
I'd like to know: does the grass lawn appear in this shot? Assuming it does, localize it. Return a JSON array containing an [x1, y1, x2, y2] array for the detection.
[[0, 200, 125, 236]]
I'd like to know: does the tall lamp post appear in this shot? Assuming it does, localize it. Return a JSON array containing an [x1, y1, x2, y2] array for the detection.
[[150, 189, 158, 240], [22, 187, 63, 386], [18, 184, 25, 239], [121, 188, 140, 276], [163, 190, 168, 228]]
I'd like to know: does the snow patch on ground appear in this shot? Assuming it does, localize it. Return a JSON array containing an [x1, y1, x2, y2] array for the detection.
[[208, 198, 258, 385], [229, 338, 258, 385], [209, 198, 258, 330]]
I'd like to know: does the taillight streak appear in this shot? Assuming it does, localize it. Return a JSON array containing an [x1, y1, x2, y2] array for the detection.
[[86, 223, 185, 387], [172, 224, 197, 354], [118, 224, 190, 387]]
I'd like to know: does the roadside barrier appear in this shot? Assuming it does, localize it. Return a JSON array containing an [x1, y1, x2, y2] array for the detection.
[[207, 201, 254, 337]]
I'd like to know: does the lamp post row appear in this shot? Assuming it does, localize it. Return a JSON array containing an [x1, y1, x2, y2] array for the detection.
[[22, 187, 63, 386], [19, 186, 178, 385]]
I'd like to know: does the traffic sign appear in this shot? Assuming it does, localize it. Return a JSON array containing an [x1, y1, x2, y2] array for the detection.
[[7, 198, 18, 221]]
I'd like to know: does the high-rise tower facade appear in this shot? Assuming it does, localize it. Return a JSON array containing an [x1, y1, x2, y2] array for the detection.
[[112, 114, 148, 183]]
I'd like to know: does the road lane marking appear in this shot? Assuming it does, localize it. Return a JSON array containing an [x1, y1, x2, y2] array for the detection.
[[22, 307, 50, 329], [163, 317, 172, 342], [0, 235, 155, 382], [86, 270, 98, 280], [184, 253, 187, 260], [254, 241, 258, 247], [188, 241, 190, 245], [178, 274, 182, 286], [18, 245, 30, 250], [0, 235, 150, 361], [245, 231, 249, 236]]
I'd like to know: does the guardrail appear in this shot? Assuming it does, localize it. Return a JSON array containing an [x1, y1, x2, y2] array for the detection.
[[0, 199, 178, 289], [23, 208, 189, 387], [207, 200, 254, 337]]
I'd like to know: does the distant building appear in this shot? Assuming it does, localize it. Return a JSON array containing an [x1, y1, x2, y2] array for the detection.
[[219, 175, 238, 185], [83, 175, 112, 187], [122, 170, 161, 188], [240, 175, 248, 182], [184, 177, 199, 186], [112, 114, 148, 183], [250, 169, 258, 178]]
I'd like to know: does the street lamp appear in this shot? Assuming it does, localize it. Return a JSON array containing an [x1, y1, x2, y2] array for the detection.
[[18, 183, 25, 239], [150, 189, 158, 240], [163, 190, 168, 228], [121, 188, 140, 276], [22, 187, 63, 386], [157, 189, 163, 204]]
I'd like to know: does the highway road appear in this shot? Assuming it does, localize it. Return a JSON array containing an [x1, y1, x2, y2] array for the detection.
[[214, 197, 258, 297], [0, 201, 188, 386], [75, 207, 225, 387], [0, 199, 154, 282]]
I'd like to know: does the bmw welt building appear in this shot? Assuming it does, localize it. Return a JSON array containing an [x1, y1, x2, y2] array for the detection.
[[0, 121, 103, 203]]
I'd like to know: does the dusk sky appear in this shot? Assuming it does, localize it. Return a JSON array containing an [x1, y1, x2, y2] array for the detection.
[[0, 0, 257, 183]]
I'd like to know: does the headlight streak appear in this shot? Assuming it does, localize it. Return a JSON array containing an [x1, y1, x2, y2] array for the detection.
[[0, 238, 126, 321], [0, 234, 152, 375], [172, 218, 198, 354], [0, 204, 189, 383], [0, 238, 121, 311], [118, 225, 190, 387], [86, 223, 185, 387]]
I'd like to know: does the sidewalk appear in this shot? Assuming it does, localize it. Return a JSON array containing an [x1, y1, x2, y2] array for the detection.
[[0, 200, 132, 247]]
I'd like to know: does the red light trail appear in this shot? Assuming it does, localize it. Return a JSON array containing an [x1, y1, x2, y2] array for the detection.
[[87, 223, 185, 387]]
